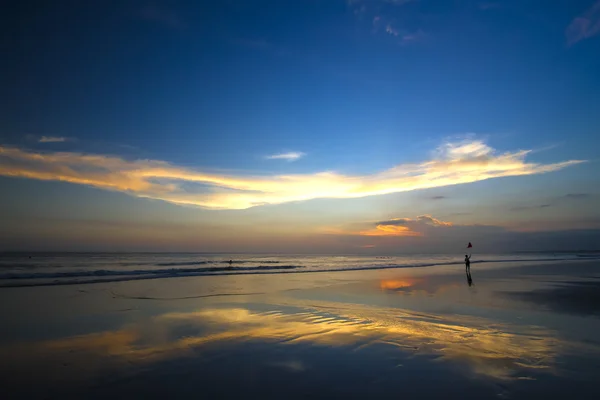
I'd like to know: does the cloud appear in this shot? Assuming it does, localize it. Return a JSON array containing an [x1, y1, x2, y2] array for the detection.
[[359, 214, 453, 236], [385, 24, 400, 36], [381, 22, 426, 45], [414, 215, 453, 226], [357, 1, 425, 46], [430, 195, 447, 200], [0, 138, 585, 210], [566, 1, 600, 46], [139, 5, 186, 30], [565, 193, 591, 199], [377, 215, 453, 227], [325, 212, 600, 253], [38, 136, 68, 143], [265, 152, 306, 161], [399, 29, 426, 45], [351, 0, 417, 25], [361, 224, 423, 237], [509, 204, 552, 212]]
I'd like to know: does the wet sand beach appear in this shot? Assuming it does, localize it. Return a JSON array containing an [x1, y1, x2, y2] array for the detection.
[[2, 259, 600, 399]]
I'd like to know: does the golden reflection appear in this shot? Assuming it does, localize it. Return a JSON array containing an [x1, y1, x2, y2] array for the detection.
[[0, 302, 569, 383], [174, 306, 559, 381], [379, 277, 465, 296], [379, 279, 419, 290]]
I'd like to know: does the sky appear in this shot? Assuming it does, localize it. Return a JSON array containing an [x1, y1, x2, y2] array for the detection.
[[1, 0, 599, 253]]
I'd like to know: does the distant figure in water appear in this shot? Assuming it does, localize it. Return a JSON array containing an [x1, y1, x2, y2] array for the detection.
[[465, 254, 471, 270], [228, 259, 233, 267]]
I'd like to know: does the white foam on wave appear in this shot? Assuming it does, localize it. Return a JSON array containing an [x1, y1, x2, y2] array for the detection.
[[0, 254, 597, 288]]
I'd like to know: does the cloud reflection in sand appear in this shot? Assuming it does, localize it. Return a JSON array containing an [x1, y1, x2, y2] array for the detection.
[[379, 279, 420, 290], [1, 301, 565, 384], [173, 305, 559, 380]]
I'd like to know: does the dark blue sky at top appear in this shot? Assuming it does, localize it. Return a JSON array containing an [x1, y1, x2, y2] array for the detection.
[[2, 0, 599, 174]]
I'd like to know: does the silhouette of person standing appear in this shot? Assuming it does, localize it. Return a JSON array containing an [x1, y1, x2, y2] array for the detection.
[[465, 254, 471, 270], [228, 259, 233, 268]]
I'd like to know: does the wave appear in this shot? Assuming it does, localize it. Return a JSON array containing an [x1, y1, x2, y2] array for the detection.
[[0, 263, 67, 270], [0, 264, 303, 281], [154, 260, 280, 267], [109, 290, 266, 301], [1, 259, 282, 269], [155, 261, 210, 267], [0, 255, 598, 288]]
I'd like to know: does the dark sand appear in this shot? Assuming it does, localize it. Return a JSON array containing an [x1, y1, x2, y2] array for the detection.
[[2, 260, 600, 399]]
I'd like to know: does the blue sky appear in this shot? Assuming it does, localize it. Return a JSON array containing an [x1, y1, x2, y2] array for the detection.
[[1, 0, 599, 252]]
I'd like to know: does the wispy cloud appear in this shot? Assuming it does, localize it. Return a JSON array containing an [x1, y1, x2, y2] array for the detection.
[[565, 193, 591, 199], [447, 212, 472, 217], [0, 139, 585, 210], [566, 0, 600, 46], [385, 24, 400, 36], [377, 215, 453, 227], [325, 214, 454, 237], [357, 0, 425, 46], [38, 136, 68, 143], [354, 0, 416, 28], [509, 204, 552, 212], [324, 214, 600, 252], [140, 5, 186, 30], [361, 225, 423, 237], [360, 215, 452, 236], [430, 195, 447, 200], [400, 29, 426, 45], [265, 152, 306, 161], [379, 21, 426, 45]]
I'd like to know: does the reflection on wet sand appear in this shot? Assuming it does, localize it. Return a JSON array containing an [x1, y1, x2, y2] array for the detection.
[[379, 279, 419, 290], [466, 268, 473, 287], [1, 300, 565, 387], [379, 277, 460, 295], [182, 304, 560, 380]]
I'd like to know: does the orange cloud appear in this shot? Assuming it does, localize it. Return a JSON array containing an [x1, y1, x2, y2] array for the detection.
[[0, 139, 585, 210], [354, 214, 452, 237], [378, 215, 453, 228], [360, 225, 423, 237]]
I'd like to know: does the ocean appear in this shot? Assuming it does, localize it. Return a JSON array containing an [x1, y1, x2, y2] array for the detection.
[[1, 252, 596, 287]]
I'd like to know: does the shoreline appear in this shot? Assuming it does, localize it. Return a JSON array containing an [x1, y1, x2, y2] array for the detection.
[[1, 256, 597, 289]]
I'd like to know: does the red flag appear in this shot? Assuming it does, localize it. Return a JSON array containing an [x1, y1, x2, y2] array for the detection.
[[467, 242, 472, 248]]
